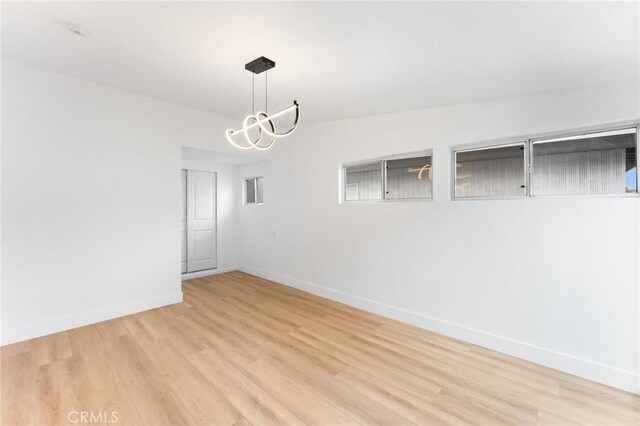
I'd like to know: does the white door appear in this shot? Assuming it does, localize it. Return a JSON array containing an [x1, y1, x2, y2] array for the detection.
[[186, 170, 217, 272], [181, 170, 188, 273]]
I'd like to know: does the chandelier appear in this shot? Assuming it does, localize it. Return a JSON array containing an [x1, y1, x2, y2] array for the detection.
[[225, 57, 300, 150]]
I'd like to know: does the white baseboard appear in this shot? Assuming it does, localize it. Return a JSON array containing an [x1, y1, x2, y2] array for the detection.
[[181, 266, 238, 280], [240, 265, 639, 395], [0, 291, 183, 346]]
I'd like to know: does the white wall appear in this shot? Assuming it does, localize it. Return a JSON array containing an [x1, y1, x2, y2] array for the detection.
[[1, 60, 241, 344], [238, 84, 640, 393]]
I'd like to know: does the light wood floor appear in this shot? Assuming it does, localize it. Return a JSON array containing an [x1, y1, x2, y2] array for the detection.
[[2, 272, 639, 425]]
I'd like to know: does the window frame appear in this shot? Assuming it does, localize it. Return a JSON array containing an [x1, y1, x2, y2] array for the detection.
[[244, 176, 264, 205], [451, 141, 529, 201], [528, 124, 639, 199], [341, 150, 434, 203], [451, 121, 640, 201]]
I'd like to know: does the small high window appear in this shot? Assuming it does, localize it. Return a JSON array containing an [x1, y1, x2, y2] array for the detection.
[[245, 177, 264, 204], [454, 143, 527, 199], [386, 156, 433, 200], [452, 125, 638, 199], [531, 128, 637, 196], [343, 154, 433, 202], [344, 162, 383, 201]]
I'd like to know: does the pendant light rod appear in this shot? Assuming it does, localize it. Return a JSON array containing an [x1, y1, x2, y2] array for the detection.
[[265, 70, 267, 113]]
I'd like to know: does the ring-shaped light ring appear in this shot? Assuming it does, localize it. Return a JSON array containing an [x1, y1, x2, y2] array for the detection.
[[256, 101, 300, 138], [226, 101, 300, 150], [225, 129, 253, 150], [243, 115, 263, 147], [253, 112, 276, 150]]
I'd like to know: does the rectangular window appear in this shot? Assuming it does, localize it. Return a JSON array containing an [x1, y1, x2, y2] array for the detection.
[[343, 154, 432, 202], [344, 162, 383, 201], [245, 177, 263, 204], [454, 143, 526, 198], [256, 176, 264, 203], [531, 127, 637, 196], [386, 156, 433, 200]]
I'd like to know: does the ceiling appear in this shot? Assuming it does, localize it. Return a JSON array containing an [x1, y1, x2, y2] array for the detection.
[[2, 2, 638, 124]]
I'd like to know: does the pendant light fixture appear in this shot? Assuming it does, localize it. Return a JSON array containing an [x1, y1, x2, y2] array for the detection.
[[225, 57, 300, 150]]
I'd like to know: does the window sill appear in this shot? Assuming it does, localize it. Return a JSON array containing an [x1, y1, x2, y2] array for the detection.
[[340, 198, 433, 204], [452, 193, 640, 201]]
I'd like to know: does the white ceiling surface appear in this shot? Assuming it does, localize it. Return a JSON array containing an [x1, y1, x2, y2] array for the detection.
[[2, 2, 638, 124], [182, 146, 263, 166]]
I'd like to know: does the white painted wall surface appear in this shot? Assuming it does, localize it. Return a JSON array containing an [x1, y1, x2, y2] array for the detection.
[[1, 61, 240, 344], [238, 84, 640, 393]]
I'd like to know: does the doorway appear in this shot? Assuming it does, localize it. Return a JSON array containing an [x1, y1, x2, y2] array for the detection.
[[182, 169, 217, 273]]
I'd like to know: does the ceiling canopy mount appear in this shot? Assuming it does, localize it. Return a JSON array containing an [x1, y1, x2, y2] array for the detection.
[[244, 56, 275, 74]]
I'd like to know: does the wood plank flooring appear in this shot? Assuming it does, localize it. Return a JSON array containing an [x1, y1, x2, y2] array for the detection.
[[2, 271, 639, 425]]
